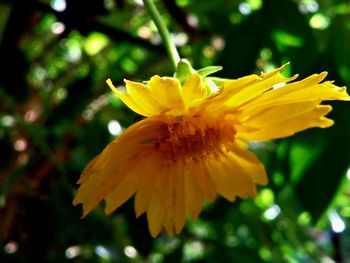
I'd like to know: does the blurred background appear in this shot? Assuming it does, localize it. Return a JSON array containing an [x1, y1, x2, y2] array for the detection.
[[0, 0, 350, 262]]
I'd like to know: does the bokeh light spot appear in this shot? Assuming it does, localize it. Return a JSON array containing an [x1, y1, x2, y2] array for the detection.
[[309, 13, 330, 30], [14, 138, 27, 152], [239, 3, 252, 15], [1, 115, 15, 127], [84, 33, 109, 56], [51, 22, 65, 35], [51, 0, 66, 12], [108, 120, 122, 136], [329, 210, 346, 233], [95, 245, 110, 259], [264, 205, 281, 221], [65, 246, 81, 259], [4, 241, 18, 254], [124, 246, 138, 258]]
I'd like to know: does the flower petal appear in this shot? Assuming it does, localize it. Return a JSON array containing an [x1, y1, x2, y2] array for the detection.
[[189, 160, 217, 201], [77, 155, 100, 184], [174, 168, 186, 234], [182, 73, 207, 105], [229, 140, 268, 185], [147, 166, 167, 237], [104, 159, 145, 214], [73, 152, 141, 217], [221, 64, 298, 107], [185, 167, 205, 218], [124, 79, 168, 115], [206, 152, 256, 201], [162, 165, 176, 236], [143, 159, 189, 237], [134, 157, 162, 217], [147, 75, 186, 115], [240, 74, 349, 112], [241, 101, 321, 125], [73, 117, 166, 216], [240, 105, 333, 141], [107, 79, 156, 116]]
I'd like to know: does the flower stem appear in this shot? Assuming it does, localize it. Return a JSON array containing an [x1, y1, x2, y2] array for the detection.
[[143, 0, 180, 70]]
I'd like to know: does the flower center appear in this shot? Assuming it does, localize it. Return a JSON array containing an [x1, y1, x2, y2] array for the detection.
[[154, 115, 236, 163]]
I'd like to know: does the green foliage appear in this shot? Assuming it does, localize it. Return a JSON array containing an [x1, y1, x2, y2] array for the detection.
[[0, 0, 349, 262]]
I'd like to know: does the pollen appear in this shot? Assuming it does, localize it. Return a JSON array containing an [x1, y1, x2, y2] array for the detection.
[[154, 115, 236, 163]]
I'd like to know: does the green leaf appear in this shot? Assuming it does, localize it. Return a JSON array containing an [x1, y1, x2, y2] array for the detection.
[[217, 9, 270, 77], [197, 65, 223, 77], [296, 104, 350, 221], [331, 14, 350, 84]]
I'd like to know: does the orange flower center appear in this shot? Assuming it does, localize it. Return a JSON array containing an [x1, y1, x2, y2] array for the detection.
[[154, 115, 236, 163]]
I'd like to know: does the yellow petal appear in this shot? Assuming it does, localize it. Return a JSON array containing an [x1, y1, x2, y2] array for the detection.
[[107, 79, 155, 116], [269, 82, 349, 104], [124, 79, 167, 115], [76, 154, 100, 184], [73, 117, 166, 216], [199, 75, 259, 113], [242, 101, 321, 126], [206, 153, 256, 201], [189, 161, 217, 201], [185, 167, 204, 218], [146, 75, 186, 115], [73, 150, 145, 217], [108, 78, 188, 117], [145, 160, 189, 237], [222, 64, 298, 107], [73, 169, 102, 216], [104, 158, 146, 214], [246, 72, 328, 107], [147, 168, 167, 237], [162, 166, 176, 236], [134, 157, 162, 217], [182, 73, 207, 105], [240, 74, 349, 112], [240, 105, 333, 141], [93, 118, 164, 171], [174, 168, 186, 234], [229, 140, 268, 185]]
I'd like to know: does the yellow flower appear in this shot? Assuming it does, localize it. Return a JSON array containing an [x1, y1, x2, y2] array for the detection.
[[73, 64, 349, 237]]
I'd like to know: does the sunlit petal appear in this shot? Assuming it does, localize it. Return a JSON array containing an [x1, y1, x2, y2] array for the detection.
[[75, 64, 349, 237], [182, 73, 207, 105]]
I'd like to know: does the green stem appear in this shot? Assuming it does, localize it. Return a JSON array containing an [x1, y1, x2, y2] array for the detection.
[[143, 0, 180, 70]]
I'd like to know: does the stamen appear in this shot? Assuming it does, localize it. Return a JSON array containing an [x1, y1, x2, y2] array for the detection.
[[154, 115, 236, 162]]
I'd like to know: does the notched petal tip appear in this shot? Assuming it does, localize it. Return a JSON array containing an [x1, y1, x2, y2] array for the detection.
[[319, 117, 334, 128], [81, 206, 93, 218], [72, 198, 79, 206], [260, 63, 300, 85], [316, 105, 334, 128], [124, 79, 147, 90], [135, 209, 144, 218], [260, 62, 289, 76], [148, 75, 162, 81], [104, 205, 114, 215], [72, 198, 91, 219], [259, 175, 269, 186], [325, 83, 350, 101]]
